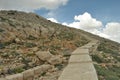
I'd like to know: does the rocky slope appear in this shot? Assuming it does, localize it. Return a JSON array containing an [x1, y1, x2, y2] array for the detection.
[[0, 10, 89, 79], [0, 10, 120, 80]]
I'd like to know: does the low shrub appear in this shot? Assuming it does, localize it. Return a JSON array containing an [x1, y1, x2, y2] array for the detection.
[[0, 43, 5, 49], [0, 29, 4, 32], [14, 67, 24, 73], [24, 42, 36, 48], [94, 64, 120, 80], [27, 35, 37, 40], [92, 55, 103, 63]]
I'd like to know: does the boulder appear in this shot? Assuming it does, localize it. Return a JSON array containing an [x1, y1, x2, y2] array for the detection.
[[41, 64, 53, 71], [35, 51, 53, 61], [48, 56, 62, 65]]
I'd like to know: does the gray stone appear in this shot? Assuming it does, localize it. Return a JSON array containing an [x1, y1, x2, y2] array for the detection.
[[41, 64, 53, 72], [48, 56, 62, 65], [35, 51, 53, 61]]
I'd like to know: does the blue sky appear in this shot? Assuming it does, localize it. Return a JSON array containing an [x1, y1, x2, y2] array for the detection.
[[35, 0, 120, 24], [0, 0, 120, 43]]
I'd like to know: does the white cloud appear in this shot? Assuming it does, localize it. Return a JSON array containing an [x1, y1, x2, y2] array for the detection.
[[91, 29, 110, 38], [62, 22, 68, 26], [62, 12, 120, 43], [63, 12, 103, 32], [103, 22, 120, 42], [47, 18, 58, 23], [74, 12, 102, 30], [0, 0, 68, 12]]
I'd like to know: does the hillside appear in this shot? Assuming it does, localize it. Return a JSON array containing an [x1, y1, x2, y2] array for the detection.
[[0, 10, 120, 80]]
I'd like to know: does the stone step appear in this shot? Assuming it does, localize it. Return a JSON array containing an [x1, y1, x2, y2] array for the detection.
[[69, 55, 92, 63], [72, 48, 89, 55], [86, 42, 97, 46], [58, 63, 98, 80], [80, 45, 93, 49], [80, 42, 98, 49]]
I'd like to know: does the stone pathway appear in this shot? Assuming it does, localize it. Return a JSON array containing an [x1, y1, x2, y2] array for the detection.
[[58, 42, 98, 80]]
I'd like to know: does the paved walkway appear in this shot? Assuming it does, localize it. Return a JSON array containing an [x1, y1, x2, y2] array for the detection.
[[58, 42, 98, 80]]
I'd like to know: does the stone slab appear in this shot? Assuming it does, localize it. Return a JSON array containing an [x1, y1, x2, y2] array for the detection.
[[58, 63, 98, 80], [22, 69, 34, 80], [0, 78, 7, 80], [5, 73, 23, 80], [80, 45, 92, 49], [69, 55, 92, 63], [81, 42, 98, 49], [86, 42, 97, 46], [33, 66, 43, 78], [72, 48, 89, 55]]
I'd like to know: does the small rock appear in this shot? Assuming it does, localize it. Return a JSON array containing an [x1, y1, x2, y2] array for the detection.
[[15, 38, 21, 43], [62, 57, 68, 63], [32, 47, 38, 52], [41, 64, 53, 72]]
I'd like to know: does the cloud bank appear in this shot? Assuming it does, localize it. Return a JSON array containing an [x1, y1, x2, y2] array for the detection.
[[49, 12, 120, 43], [0, 0, 68, 12], [103, 22, 120, 42]]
